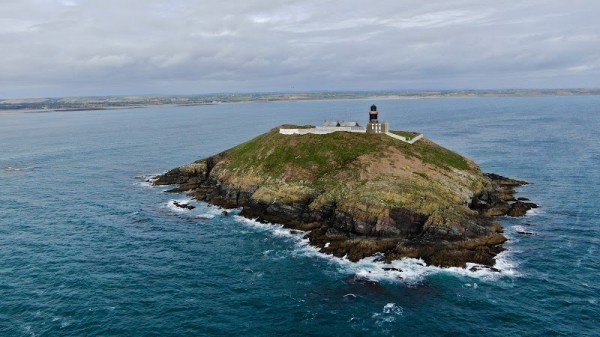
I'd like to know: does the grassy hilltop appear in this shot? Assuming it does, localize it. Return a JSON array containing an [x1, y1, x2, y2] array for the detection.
[[199, 126, 488, 222]]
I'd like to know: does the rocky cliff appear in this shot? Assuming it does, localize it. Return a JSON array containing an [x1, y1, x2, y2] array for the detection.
[[154, 126, 537, 268]]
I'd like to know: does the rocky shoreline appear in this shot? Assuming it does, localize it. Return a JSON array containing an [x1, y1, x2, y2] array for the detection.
[[154, 161, 537, 268]]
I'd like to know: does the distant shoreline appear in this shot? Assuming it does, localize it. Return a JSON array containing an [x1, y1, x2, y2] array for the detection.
[[2, 89, 599, 113]]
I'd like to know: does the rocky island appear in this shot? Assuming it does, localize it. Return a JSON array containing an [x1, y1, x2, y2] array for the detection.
[[154, 107, 536, 268]]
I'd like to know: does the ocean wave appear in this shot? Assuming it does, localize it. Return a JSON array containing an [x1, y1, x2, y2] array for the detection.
[[372, 303, 404, 326], [233, 216, 307, 240], [232, 215, 520, 284], [164, 199, 237, 222], [526, 207, 543, 216], [336, 251, 518, 284], [3, 165, 40, 172], [134, 174, 160, 187], [165, 198, 194, 213], [513, 225, 536, 236]]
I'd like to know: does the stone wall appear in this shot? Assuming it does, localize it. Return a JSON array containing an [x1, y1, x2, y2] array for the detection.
[[279, 126, 366, 135], [279, 127, 424, 144], [385, 132, 424, 144]]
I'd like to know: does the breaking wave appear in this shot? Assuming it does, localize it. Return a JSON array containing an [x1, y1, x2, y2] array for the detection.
[[3, 165, 41, 172], [232, 215, 520, 284]]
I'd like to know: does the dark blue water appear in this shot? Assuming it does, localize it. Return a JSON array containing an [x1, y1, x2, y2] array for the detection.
[[1, 96, 598, 336]]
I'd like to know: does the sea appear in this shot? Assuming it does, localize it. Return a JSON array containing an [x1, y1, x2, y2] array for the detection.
[[0, 96, 598, 336]]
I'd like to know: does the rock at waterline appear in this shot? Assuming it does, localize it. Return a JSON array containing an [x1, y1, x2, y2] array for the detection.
[[172, 201, 195, 210]]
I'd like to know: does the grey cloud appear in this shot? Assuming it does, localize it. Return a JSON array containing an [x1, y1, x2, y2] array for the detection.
[[0, 0, 599, 98]]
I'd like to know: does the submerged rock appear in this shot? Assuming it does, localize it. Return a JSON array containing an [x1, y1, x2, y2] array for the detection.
[[172, 201, 195, 210], [516, 230, 535, 236], [382, 267, 402, 272], [507, 201, 539, 217]]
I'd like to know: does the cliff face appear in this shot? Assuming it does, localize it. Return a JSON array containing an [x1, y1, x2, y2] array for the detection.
[[154, 127, 536, 268]]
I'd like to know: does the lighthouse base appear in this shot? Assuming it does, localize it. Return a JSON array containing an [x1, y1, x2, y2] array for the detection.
[[366, 122, 389, 134]]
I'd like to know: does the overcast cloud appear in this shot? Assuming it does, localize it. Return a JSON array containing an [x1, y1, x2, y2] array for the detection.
[[1, 0, 599, 98]]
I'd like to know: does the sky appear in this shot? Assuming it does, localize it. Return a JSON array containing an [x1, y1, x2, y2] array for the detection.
[[1, 0, 599, 98]]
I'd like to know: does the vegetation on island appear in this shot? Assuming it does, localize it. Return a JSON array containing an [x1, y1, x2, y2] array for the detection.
[[389, 130, 417, 140], [189, 126, 487, 226], [227, 127, 473, 178], [155, 125, 535, 267]]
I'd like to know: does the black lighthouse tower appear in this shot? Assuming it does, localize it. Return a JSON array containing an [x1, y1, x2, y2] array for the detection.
[[369, 104, 379, 123], [366, 104, 388, 134]]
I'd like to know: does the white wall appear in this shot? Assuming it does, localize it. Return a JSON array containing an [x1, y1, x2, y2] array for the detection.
[[279, 127, 424, 144]]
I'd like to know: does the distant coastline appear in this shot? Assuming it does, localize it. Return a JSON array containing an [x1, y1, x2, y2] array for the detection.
[[2, 88, 599, 113]]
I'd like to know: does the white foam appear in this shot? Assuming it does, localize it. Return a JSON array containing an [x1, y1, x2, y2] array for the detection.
[[343, 256, 430, 284], [196, 213, 215, 220], [134, 174, 159, 187], [205, 205, 229, 216], [137, 180, 154, 188], [305, 245, 518, 284], [166, 198, 194, 212], [526, 207, 543, 216], [513, 225, 535, 236], [232, 215, 521, 284], [3, 165, 40, 172], [382, 303, 403, 316], [490, 250, 521, 277], [372, 303, 404, 326], [233, 216, 306, 240]]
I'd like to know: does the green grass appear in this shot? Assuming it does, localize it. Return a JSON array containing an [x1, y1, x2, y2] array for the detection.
[[225, 126, 473, 184], [189, 125, 486, 220], [390, 130, 418, 139], [385, 131, 473, 172], [226, 127, 382, 181], [411, 141, 471, 171], [279, 124, 315, 129]]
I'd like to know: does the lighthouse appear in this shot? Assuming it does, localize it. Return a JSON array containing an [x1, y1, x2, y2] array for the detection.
[[369, 104, 379, 123], [366, 104, 389, 134]]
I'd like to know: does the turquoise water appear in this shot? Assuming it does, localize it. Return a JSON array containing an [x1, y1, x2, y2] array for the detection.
[[1, 96, 598, 336]]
